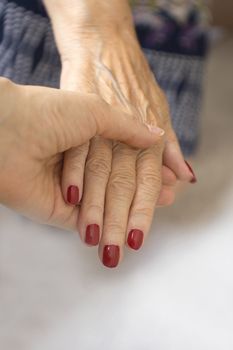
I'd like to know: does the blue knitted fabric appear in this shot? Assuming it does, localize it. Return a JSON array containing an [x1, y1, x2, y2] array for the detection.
[[0, 0, 207, 155]]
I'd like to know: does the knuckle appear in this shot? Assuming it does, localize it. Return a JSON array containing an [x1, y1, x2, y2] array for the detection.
[[113, 142, 138, 156], [137, 173, 162, 202], [66, 158, 84, 173], [108, 171, 136, 195], [75, 143, 89, 154], [105, 222, 125, 237], [133, 206, 155, 219], [137, 152, 163, 193], [65, 144, 89, 173], [84, 203, 103, 216], [141, 186, 160, 202], [86, 155, 111, 177], [138, 146, 163, 163], [67, 144, 89, 160], [91, 136, 112, 148], [139, 170, 162, 188], [107, 146, 137, 195]]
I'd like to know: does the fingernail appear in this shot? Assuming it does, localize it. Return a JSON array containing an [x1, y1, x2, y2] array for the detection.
[[185, 161, 197, 184], [85, 224, 100, 246], [127, 229, 144, 250], [146, 124, 165, 136], [102, 245, 120, 268], [67, 185, 79, 205]]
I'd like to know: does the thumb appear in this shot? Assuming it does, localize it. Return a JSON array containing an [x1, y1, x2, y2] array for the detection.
[[82, 94, 165, 149], [23, 85, 165, 153], [163, 128, 196, 183]]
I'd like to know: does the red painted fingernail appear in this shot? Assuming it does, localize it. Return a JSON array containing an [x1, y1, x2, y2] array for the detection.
[[127, 229, 144, 250], [102, 245, 120, 268], [85, 224, 100, 246], [67, 185, 79, 205], [185, 161, 197, 184]]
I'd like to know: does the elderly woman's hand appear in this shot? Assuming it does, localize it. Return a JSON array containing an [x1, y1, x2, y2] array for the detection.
[[45, 0, 195, 267], [0, 78, 160, 230]]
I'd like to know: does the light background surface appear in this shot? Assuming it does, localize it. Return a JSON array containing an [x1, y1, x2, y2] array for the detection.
[[0, 34, 233, 350]]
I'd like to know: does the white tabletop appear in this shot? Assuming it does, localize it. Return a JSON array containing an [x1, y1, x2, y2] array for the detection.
[[1, 35, 233, 350]]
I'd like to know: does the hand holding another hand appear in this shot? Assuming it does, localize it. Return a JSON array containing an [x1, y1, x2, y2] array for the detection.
[[0, 78, 160, 231], [45, 0, 195, 267]]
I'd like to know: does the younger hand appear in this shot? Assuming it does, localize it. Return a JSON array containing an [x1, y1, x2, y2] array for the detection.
[[0, 78, 161, 230]]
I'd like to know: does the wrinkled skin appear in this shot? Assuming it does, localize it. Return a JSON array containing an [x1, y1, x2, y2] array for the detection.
[[44, 0, 194, 266], [0, 78, 160, 230]]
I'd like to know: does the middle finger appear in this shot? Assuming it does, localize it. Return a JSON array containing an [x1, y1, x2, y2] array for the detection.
[[99, 143, 138, 268]]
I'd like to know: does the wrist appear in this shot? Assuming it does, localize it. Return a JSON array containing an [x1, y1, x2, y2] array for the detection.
[[44, 0, 132, 27], [43, 0, 135, 62]]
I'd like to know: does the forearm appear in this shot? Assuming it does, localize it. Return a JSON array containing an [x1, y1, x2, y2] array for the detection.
[[43, 0, 133, 29], [43, 0, 136, 62]]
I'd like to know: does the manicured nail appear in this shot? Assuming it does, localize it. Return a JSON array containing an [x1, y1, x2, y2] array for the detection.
[[127, 229, 144, 250], [85, 224, 100, 246], [67, 185, 79, 205], [146, 124, 165, 136], [185, 161, 197, 184], [102, 245, 120, 268]]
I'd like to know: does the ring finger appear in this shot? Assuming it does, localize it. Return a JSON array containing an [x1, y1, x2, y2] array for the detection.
[[78, 136, 112, 246], [126, 143, 163, 251]]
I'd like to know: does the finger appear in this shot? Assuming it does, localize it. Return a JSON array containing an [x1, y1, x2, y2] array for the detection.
[[149, 87, 197, 184], [99, 143, 138, 268], [48, 205, 80, 232], [156, 186, 176, 207], [163, 128, 197, 183], [161, 165, 177, 186], [19, 85, 165, 153], [156, 164, 177, 207], [77, 137, 112, 246], [126, 144, 163, 251], [62, 142, 89, 206], [158, 164, 185, 206]]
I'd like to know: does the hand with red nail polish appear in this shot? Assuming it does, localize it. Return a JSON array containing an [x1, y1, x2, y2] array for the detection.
[[0, 78, 159, 231], [0, 2, 199, 271], [44, 0, 198, 267]]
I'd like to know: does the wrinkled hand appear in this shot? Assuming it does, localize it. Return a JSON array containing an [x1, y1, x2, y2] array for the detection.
[[45, 0, 195, 267], [0, 78, 159, 230]]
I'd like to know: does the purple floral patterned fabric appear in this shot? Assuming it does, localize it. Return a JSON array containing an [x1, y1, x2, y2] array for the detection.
[[131, 0, 209, 56]]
